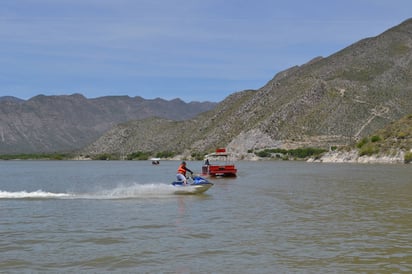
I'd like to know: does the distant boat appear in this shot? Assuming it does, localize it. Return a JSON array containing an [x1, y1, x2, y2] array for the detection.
[[150, 158, 160, 165], [201, 148, 237, 177]]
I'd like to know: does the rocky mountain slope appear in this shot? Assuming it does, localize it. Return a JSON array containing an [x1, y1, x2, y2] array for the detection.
[[83, 18, 412, 159], [0, 94, 216, 154]]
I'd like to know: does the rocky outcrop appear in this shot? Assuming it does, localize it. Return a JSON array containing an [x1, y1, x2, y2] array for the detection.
[[226, 129, 281, 158]]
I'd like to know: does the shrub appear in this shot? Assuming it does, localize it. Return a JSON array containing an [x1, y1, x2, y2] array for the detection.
[[255, 147, 326, 159], [356, 137, 369, 148], [94, 153, 115, 160], [397, 131, 408, 139], [127, 151, 150, 160], [156, 151, 175, 158], [370, 135, 381, 142], [256, 150, 271, 158], [289, 147, 327, 158], [404, 152, 412, 163], [358, 144, 379, 156]]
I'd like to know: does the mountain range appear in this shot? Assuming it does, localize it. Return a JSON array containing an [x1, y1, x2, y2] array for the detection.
[[0, 94, 216, 154], [82, 18, 412, 159]]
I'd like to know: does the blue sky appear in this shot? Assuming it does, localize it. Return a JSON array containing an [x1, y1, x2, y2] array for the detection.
[[1, 0, 411, 102]]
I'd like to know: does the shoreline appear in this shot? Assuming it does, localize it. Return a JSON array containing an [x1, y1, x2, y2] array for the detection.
[[1, 150, 411, 164]]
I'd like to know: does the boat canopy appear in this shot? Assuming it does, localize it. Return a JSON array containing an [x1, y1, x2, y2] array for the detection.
[[205, 148, 230, 158]]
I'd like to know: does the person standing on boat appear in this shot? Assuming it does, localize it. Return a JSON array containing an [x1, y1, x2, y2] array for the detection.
[[176, 161, 193, 185]]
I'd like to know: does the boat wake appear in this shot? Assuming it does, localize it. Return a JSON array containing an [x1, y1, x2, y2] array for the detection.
[[0, 183, 179, 200], [83, 183, 177, 199], [0, 190, 73, 199]]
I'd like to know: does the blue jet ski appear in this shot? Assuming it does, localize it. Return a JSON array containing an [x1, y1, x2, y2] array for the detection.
[[171, 176, 214, 194]]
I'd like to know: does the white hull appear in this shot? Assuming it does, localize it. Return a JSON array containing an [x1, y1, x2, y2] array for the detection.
[[173, 184, 213, 195]]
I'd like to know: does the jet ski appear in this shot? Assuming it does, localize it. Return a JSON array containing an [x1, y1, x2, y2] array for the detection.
[[171, 176, 214, 194]]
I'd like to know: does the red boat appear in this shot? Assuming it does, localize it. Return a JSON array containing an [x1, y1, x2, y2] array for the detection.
[[201, 148, 237, 177]]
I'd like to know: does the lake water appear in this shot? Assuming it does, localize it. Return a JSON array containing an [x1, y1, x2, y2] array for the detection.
[[0, 160, 411, 273]]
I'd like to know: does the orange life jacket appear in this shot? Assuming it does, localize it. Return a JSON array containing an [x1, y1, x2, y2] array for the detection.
[[177, 164, 187, 175]]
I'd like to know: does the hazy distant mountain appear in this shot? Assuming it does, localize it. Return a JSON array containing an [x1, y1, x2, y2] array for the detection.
[[0, 96, 24, 103], [0, 94, 217, 154], [83, 18, 412, 158]]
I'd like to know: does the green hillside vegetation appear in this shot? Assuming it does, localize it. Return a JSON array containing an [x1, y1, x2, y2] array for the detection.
[[355, 114, 412, 162]]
